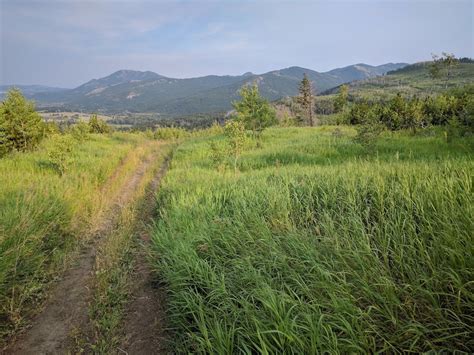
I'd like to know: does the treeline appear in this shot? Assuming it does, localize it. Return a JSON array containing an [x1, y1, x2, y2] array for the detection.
[[344, 86, 473, 132], [275, 83, 473, 133], [108, 112, 222, 130]]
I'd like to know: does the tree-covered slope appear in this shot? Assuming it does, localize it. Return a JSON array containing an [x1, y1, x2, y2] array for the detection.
[[24, 63, 408, 115]]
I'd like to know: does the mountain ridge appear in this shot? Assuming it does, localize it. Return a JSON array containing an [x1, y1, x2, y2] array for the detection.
[[3, 62, 408, 115]]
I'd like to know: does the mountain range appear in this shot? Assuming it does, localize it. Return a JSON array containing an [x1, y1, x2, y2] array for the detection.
[[3, 63, 408, 116]]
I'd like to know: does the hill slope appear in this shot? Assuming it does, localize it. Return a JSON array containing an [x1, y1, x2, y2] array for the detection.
[[321, 62, 474, 99], [25, 63, 407, 115]]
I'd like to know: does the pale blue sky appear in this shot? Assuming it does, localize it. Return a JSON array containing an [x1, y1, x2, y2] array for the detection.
[[1, 0, 472, 87]]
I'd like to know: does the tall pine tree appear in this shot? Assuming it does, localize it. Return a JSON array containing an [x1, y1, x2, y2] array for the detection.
[[298, 74, 314, 126]]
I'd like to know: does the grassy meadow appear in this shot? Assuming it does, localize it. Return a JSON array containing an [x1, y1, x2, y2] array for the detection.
[[0, 132, 151, 338], [151, 127, 473, 353]]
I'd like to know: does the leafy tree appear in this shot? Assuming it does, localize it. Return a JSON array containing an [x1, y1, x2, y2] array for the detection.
[[334, 84, 349, 113], [224, 120, 246, 173], [297, 74, 315, 126], [88, 114, 111, 134], [232, 85, 276, 138], [0, 88, 45, 155]]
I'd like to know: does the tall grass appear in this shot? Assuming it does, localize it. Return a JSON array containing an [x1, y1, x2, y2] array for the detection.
[[151, 127, 473, 353], [0, 132, 148, 339]]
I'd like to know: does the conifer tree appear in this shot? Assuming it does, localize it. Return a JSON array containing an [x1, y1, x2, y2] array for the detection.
[[298, 74, 314, 126]]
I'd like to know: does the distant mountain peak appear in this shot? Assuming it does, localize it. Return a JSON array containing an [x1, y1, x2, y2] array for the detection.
[[26, 61, 411, 115], [74, 70, 165, 95], [101, 69, 164, 81]]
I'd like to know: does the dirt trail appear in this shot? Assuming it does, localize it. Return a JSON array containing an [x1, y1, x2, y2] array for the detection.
[[119, 154, 172, 354], [5, 142, 168, 355]]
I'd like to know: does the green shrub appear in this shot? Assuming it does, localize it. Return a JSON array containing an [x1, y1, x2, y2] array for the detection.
[[206, 122, 225, 135], [89, 114, 112, 134], [347, 100, 372, 125], [144, 128, 154, 139], [42, 121, 60, 137], [0, 89, 45, 156], [208, 140, 229, 171], [70, 121, 90, 142], [224, 120, 246, 172], [354, 109, 384, 151], [47, 135, 76, 175], [279, 112, 298, 127], [154, 127, 189, 140]]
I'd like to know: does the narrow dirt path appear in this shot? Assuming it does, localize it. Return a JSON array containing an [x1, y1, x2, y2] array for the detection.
[[5, 142, 168, 355], [119, 154, 172, 354]]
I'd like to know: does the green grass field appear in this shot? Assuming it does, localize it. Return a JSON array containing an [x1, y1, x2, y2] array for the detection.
[[0, 132, 149, 338], [151, 127, 473, 353]]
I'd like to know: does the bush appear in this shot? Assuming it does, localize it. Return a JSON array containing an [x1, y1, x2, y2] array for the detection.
[[89, 114, 112, 134], [154, 127, 189, 140], [354, 109, 384, 151], [195, 122, 225, 137], [224, 120, 246, 172], [347, 100, 373, 125], [70, 121, 90, 142], [208, 140, 229, 171], [47, 135, 76, 175], [0, 89, 45, 156], [144, 128, 154, 139], [42, 121, 60, 137], [279, 112, 298, 127]]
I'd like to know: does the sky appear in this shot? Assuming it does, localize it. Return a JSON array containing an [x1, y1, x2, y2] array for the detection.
[[0, 0, 472, 88]]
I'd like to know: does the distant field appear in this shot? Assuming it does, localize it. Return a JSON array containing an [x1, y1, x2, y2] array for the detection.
[[39, 111, 115, 122], [151, 127, 473, 352]]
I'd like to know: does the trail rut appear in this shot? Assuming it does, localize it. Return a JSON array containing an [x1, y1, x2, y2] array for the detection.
[[119, 154, 172, 354], [5, 142, 168, 354]]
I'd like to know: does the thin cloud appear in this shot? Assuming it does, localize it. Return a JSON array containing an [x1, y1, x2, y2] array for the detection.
[[1, 0, 472, 87]]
